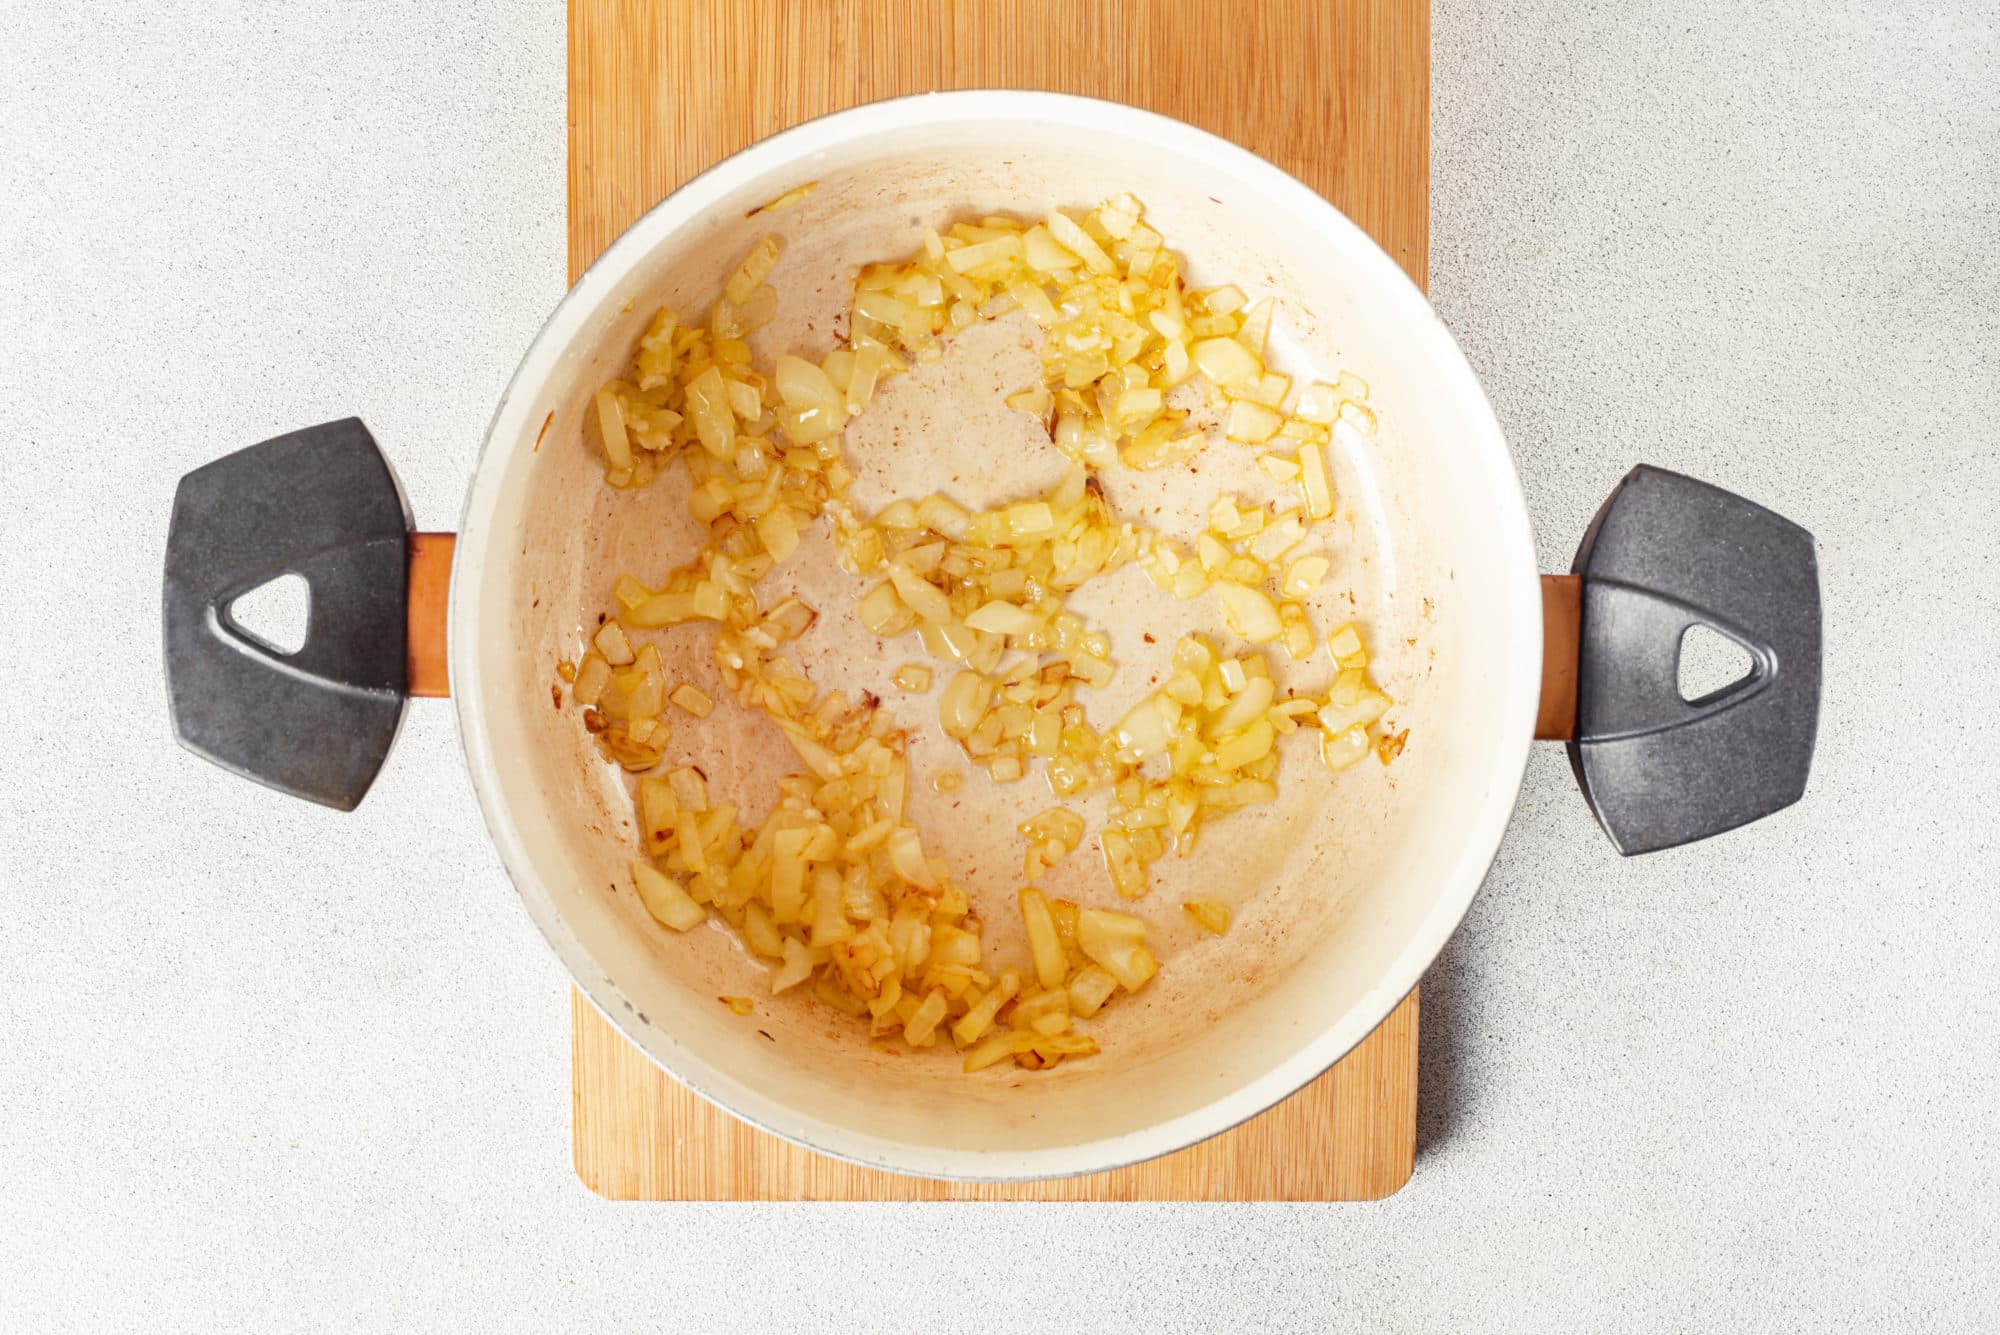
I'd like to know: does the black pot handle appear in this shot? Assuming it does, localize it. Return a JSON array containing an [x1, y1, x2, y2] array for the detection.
[[164, 419, 412, 811], [1566, 465, 1822, 854]]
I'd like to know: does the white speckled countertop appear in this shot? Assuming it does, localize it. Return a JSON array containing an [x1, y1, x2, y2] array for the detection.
[[3, 2, 1995, 1329]]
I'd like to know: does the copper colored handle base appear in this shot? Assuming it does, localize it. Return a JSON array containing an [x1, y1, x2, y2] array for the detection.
[[408, 533, 455, 699], [1537, 574, 1580, 743]]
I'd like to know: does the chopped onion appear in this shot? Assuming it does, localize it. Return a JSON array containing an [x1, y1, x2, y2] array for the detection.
[[594, 386, 632, 472], [770, 937, 814, 993], [887, 826, 937, 889], [633, 861, 705, 932], [755, 506, 801, 562], [1076, 908, 1158, 991], [1317, 687, 1392, 735], [1320, 724, 1371, 771], [669, 684, 714, 718], [683, 365, 735, 457], [1213, 674, 1275, 732], [1019, 888, 1067, 991], [1183, 899, 1232, 935], [593, 621, 635, 667], [1282, 555, 1329, 597], [1217, 583, 1283, 643], [857, 581, 913, 636], [885, 560, 951, 623], [1192, 337, 1261, 390], [1298, 442, 1334, 520], [952, 972, 1021, 1046], [1099, 829, 1150, 900], [1066, 965, 1119, 1018], [963, 1029, 1040, 1072], [571, 190, 1397, 1075], [1225, 399, 1283, 444], [1112, 697, 1175, 760], [964, 600, 1039, 636], [1044, 210, 1114, 274], [726, 236, 783, 305], [1295, 381, 1341, 424]]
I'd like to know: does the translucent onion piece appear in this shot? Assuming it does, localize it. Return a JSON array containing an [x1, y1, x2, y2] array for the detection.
[[633, 862, 705, 932], [1183, 899, 1232, 935]]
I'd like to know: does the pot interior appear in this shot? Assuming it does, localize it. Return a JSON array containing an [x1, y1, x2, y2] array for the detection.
[[457, 98, 1538, 1175]]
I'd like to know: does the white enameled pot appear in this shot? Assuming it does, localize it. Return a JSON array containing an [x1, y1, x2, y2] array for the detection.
[[165, 92, 1820, 1182]]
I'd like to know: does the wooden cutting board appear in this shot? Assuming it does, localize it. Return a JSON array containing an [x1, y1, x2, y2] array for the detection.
[[569, 0, 1428, 1201]]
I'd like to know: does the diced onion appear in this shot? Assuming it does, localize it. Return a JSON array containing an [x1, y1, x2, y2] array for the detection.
[[570, 189, 1396, 1077], [1295, 381, 1342, 424], [1183, 900, 1232, 934], [633, 861, 705, 932], [1019, 888, 1067, 991], [1282, 555, 1330, 598], [771, 937, 814, 993], [1099, 829, 1150, 900], [1317, 685, 1393, 734], [1321, 724, 1371, 771], [593, 621, 635, 667], [1045, 210, 1114, 273], [1325, 623, 1365, 662], [1192, 337, 1262, 390], [1225, 399, 1283, 444], [886, 560, 952, 623], [964, 600, 1040, 636], [1076, 908, 1158, 991], [1298, 442, 1334, 520], [669, 684, 714, 717], [1216, 583, 1283, 643], [727, 235, 783, 305], [594, 387, 632, 471]]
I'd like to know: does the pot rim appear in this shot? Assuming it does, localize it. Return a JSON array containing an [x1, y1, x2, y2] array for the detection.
[[450, 89, 1541, 1182]]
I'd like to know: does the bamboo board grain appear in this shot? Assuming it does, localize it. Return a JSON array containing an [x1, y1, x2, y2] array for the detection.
[[569, 0, 1429, 1201]]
